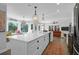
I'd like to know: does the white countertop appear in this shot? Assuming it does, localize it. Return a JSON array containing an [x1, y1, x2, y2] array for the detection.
[[61, 31, 69, 34], [7, 31, 50, 42]]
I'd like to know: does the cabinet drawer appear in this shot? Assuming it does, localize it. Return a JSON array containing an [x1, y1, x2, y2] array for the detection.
[[27, 39, 40, 55], [27, 34, 49, 55], [27, 44, 39, 55], [44, 34, 49, 39], [28, 38, 40, 46]]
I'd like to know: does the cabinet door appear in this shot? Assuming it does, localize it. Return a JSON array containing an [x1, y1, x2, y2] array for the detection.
[[0, 10, 5, 32], [42, 36, 46, 50], [42, 34, 49, 51], [27, 44, 38, 55], [45, 34, 49, 46], [0, 32, 6, 50], [27, 34, 49, 55], [10, 39, 26, 55], [38, 34, 49, 54], [27, 39, 39, 55], [37, 36, 45, 54]]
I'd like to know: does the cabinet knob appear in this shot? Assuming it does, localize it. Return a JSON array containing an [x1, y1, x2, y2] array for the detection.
[[37, 47, 39, 49], [37, 40, 39, 43], [44, 39, 45, 41]]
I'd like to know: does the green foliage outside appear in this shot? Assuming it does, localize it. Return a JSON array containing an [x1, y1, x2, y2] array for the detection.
[[8, 22, 18, 33]]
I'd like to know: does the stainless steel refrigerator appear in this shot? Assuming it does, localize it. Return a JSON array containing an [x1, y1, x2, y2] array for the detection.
[[73, 3, 79, 55]]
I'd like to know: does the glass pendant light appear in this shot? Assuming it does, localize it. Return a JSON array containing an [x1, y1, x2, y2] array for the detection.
[[32, 6, 39, 24], [42, 13, 45, 31]]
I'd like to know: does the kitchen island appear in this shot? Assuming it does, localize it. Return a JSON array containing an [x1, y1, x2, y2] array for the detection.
[[7, 31, 50, 55]]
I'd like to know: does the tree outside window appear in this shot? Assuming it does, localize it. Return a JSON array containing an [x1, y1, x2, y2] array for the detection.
[[21, 23, 28, 32], [8, 22, 18, 33]]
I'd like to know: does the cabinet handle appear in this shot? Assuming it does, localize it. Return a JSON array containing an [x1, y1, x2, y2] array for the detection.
[[37, 40, 39, 43], [44, 39, 45, 41], [37, 47, 39, 49]]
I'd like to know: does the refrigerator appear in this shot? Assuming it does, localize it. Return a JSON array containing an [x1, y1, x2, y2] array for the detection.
[[73, 3, 79, 55]]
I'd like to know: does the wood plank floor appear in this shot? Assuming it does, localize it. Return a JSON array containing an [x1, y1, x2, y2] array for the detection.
[[0, 49, 11, 55], [42, 37, 69, 55]]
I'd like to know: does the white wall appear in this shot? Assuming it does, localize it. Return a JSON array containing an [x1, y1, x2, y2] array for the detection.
[[7, 4, 32, 21]]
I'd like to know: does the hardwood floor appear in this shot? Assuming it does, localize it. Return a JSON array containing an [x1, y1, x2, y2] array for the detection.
[[42, 37, 69, 55], [0, 49, 11, 55]]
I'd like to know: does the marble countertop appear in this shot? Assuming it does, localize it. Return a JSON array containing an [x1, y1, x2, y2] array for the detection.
[[7, 31, 50, 42]]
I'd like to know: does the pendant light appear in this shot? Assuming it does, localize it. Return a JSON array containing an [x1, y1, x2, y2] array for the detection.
[[42, 13, 45, 30], [32, 6, 39, 24]]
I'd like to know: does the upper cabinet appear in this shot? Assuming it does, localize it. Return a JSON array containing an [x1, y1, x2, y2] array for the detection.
[[0, 10, 6, 32]]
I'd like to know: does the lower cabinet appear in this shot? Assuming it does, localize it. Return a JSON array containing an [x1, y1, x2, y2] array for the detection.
[[0, 33, 6, 54], [27, 38, 39, 55], [27, 34, 49, 55], [10, 39, 27, 55], [9, 33, 49, 55]]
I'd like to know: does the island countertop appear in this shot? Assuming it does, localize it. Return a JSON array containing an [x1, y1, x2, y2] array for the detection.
[[7, 31, 50, 42]]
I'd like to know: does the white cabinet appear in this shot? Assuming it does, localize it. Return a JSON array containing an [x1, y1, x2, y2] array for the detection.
[[39, 34, 49, 54], [27, 38, 39, 55], [50, 32, 53, 42], [0, 32, 6, 53], [8, 32, 50, 55], [10, 39, 27, 55], [27, 34, 49, 55], [38, 36, 45, 54]]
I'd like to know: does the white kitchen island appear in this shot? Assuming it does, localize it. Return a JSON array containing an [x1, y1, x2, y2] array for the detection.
[[7, 32, 50, 55]]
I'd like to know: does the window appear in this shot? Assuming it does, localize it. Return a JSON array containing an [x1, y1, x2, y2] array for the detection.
[[21, 23, 28, 32], [35, 25, 37, 31], [31, 24, 33, 30], [49, 26, 51, 31], [8, 19, 18, 33], [61, 27, 69, 31], [39, 25, 40, 31]]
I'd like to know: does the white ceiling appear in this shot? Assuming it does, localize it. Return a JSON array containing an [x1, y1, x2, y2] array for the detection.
[[7, 3, 75, 23]]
